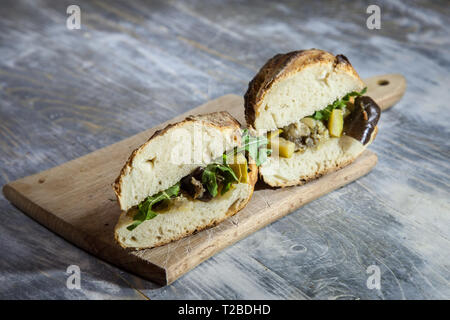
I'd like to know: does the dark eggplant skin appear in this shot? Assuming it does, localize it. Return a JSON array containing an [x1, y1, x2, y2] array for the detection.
[[344, 96, 381, 145], [180, 167, 213, 202]]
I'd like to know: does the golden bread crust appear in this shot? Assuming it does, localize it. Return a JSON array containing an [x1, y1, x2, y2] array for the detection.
[[244, 49, 362, 129]]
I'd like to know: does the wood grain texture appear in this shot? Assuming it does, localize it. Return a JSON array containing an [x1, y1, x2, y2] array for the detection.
[[364, 74, 406, 112], [3, 94, 378, 285], [0, 0, 449, 299]]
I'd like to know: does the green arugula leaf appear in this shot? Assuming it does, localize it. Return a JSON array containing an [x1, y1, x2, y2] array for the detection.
[[312, 87, 367, 121], [216, 163, 238, 180], [255, 146, 271, 166], [128, 128, 271, 232], [202, 166, 219, 197], [202, 163, 239, 197], [215, 163, 239, 195], [127, 182, 180, 231], [231, 129, 271, 166]]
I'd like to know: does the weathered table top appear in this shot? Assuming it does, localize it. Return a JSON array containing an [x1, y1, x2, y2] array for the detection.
[[0, 0, 449, 300]]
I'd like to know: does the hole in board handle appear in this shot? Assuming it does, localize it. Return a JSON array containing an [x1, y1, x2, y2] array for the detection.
[[377, 79, 389, 86]]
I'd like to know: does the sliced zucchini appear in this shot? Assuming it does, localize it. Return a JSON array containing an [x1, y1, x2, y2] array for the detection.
[[328, 109, 344, 137], [269, 136, 295, 158], [229, 153, 248, 183]]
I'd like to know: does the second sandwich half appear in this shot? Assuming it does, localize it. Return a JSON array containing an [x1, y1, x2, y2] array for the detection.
[[113, 112, 269, 249]]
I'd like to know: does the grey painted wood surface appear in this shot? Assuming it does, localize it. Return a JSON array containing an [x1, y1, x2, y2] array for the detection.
[[0, 0, 448, 299]]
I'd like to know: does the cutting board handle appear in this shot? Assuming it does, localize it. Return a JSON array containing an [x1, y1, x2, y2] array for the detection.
[[364, 74, 406, 111]]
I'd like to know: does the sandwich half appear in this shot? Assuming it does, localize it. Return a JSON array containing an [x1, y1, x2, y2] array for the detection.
[[113, 112, 261, 249], [245, 49, 381, 187]]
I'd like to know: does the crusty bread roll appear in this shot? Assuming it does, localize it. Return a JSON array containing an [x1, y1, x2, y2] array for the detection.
[[258, 129, 377, 187], [245, 49, 379, 187], [114, 177, 256, 249], [113, 112, 257, 249]]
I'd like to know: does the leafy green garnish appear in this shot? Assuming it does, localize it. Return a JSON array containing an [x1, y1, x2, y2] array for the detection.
[[202, 162, 238, 197], [127, 129, 270, 231], [226, 129, 271, 167], [127, 182, 181, 231], [311, 87, 367, 121], [200, 128, 271, 197]]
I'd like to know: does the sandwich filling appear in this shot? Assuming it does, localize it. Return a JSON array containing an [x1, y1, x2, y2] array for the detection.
[[127, 129, 269, 231], [267, 88, 381, 158]]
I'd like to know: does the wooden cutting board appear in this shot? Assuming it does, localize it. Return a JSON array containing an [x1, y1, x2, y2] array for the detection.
[[2, 74, 405, 285]]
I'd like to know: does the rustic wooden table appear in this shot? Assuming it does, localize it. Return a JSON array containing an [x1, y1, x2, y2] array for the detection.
[[0, 0, 448, 300]]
